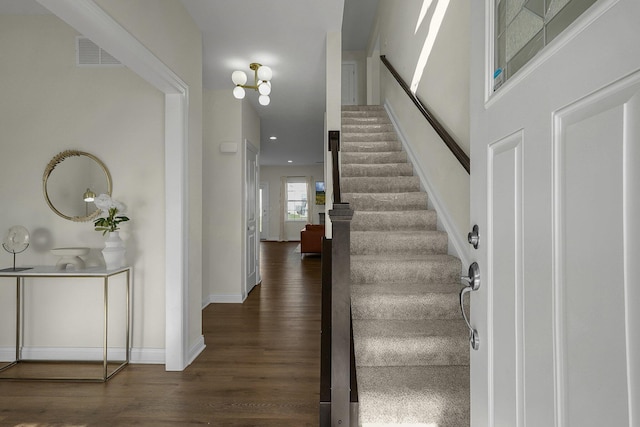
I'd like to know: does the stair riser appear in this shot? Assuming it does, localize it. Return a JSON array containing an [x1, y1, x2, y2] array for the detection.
[[343, 193, 427, 211], [350, 211, 438, 231], [354, 336, 469, 366], [342, 164, 413, 178], [342, 141, 402, 153], [351, 258, 460, 284], [342, 105, 386, 109], [342, 109, 387, 114], [351, 293, 461, 320], [343, 132, 398, 142], [342, 152, 407, 164], [343, 124, 395, 133], [342, 113, 388, 121], [357, 366, 469, 426], [342, 118, 391, 126], [342, 177, 421, 193], [351, 232, 448, 255]]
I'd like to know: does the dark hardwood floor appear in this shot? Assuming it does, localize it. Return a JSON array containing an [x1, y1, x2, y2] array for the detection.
[[0, 242, 322, 426]]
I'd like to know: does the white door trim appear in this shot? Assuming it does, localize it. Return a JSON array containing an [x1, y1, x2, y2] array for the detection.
[[37, 0, 193, 371], [243, 140, 259, 299]]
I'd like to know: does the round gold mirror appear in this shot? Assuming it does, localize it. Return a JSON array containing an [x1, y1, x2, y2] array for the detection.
[[43, 150, 112, 222]]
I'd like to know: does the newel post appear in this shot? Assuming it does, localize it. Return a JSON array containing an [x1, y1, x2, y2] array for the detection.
[[329, 202, 353, 426]]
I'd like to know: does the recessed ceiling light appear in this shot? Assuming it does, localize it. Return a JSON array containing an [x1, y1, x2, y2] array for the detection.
[[287, 160, 293, 163], [269, 136, 277, 140]]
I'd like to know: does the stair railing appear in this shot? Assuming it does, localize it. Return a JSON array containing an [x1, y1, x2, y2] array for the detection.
[[320, 129, 358, 426], [380, 55, 470, 174]]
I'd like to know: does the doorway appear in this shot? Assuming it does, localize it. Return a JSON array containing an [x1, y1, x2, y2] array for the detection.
[[259, 182, 269, 241], [342, 61, 357, 105]]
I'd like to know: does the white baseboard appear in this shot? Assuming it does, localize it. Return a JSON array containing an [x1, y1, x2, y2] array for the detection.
[[204, 293, 246, 306], [385, 102, 472, 269], [186, 335, 206, 366], [130, 347, 165, 364], [0, 346, 165, 364]]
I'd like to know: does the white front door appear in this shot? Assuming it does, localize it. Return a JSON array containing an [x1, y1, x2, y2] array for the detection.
[[469, 1, 640, 426], [245, 141, 259, 297]]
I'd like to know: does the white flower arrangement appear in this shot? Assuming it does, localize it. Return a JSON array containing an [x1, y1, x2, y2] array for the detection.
[[93, 194, 130, 235]]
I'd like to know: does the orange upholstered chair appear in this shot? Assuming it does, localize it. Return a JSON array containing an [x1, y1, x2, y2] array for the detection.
[[300, 224, 325, 254]]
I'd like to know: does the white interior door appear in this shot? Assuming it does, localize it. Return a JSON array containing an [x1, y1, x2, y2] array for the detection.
[[259, 182, 269, 241], [245, 141, 259, 297], [469, 1, 640, 426], [341, 62, 357, 105]]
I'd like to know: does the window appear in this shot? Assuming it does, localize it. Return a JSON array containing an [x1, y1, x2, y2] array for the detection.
[[286, 178, 308, 221], [494, 0, 597, 90]]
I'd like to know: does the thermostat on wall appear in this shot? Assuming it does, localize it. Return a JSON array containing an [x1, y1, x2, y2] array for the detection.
[[219, 142, 238, 153]]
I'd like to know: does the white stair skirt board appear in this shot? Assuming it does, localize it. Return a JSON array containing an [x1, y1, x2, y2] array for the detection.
[[384, 101, 472, 269]]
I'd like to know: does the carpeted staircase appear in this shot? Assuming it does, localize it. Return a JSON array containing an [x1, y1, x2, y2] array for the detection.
[[341, 105, 470, 426]]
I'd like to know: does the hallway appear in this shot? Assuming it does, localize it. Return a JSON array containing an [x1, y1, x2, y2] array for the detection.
[[0, 242, 322, 426]]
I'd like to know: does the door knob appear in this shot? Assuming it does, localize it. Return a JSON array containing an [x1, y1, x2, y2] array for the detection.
[[460, 261, 480, 291], [460, 262, 480, 350], [468, 224, 479, 249]]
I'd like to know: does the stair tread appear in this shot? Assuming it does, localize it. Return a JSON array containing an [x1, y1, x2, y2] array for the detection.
[[351, 230, 448, 255], [352, 253, 459, 262], [343, 192, 427, 199], [352, 230, 446, 237], [352, 282, 463, 294], [351, 292, 462, 320], [343, 193, 428, 211], [357, 365, 469, 426], [351, 255, 461, 286], [351, 210, 438, 231], [353, 320, 470, 367], [342, 176, 421, 193], [342, 176, 419, 182]]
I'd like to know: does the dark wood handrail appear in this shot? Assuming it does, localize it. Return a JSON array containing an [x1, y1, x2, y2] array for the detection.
[[328, 130, 341, 203], [380, 55, 470, 174]]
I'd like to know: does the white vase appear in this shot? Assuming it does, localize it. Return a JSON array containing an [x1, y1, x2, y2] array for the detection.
[[102, 231, 126, 270]]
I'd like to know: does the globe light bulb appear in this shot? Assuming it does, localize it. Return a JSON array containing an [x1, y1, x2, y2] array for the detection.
[[231, 70, 247, 85], [257, 65, 272, 81], [233, 86, 246, 99], [258, 95, 270, 106], [258, 82, 271, 96]]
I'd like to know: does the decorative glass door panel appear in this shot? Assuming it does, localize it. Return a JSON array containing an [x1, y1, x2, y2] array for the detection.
[[494, 0, 598, 90]]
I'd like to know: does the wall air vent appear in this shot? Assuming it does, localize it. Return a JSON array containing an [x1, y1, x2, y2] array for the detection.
[[76, 37, 122, 66]]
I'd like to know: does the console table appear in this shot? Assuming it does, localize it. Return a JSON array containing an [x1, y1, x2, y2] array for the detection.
[[0, 266, 131, 382]]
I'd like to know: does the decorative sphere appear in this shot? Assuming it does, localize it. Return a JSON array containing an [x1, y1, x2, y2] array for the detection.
[[233, 86, 246, 99], [258, 82, 271, 95], [231, 70, 247, 85], [258, 95, 270, 106], [257, 65, 272, 81]]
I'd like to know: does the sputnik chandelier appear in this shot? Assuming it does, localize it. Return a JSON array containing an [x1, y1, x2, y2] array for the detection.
[[232, 63, 272, 106]]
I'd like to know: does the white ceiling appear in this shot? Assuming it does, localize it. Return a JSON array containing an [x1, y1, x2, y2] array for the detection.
[[0, 0, 49, 14], [180, 0, 345, 166], [2, 0, 379, 166]]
